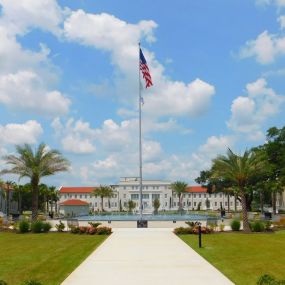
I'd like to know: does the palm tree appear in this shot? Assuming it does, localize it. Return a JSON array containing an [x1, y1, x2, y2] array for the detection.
[[1, 143, 70, 221], [93, 185, 113, 212], [171, 181, 188, 213], [211, 149, 264, 232]]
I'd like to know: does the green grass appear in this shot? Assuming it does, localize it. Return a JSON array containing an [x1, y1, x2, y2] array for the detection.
[[0, 232, 108, 285], [180, 231, 285, 285]]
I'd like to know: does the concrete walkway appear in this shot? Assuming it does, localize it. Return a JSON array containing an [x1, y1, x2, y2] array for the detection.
[[61, 228, 234, 285]]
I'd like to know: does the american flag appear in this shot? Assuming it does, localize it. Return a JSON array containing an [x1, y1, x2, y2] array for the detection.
[[140, 48, 153, 88]]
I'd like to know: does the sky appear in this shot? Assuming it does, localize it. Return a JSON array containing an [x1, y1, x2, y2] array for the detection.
[[0, 0, 284, 187]]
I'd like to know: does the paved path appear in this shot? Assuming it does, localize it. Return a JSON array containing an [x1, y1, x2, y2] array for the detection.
[[61, 228, 234, 285]]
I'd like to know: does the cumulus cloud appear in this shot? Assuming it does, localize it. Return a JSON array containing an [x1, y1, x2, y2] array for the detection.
[[0, 71, 70, 115], [0, 120, 43, 145], [0, 0, 64, 35], [239, 31, 285, 64], [227, 78, 285, 140], [256, 0, 285, 7], [63, 9, 215, 118]]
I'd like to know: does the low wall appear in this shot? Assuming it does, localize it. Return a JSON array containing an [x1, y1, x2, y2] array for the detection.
[[49, 219, 208, 229]]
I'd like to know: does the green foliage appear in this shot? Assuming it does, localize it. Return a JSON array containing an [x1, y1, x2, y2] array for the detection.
[[88, 222, 101, 228], [219, 223, 225, 232], [22, 281, 42, 285], [19, 220, 30, 233], [96, 226, 112, 235], [257, 274, 285, 285], [31, 221, 44, 233], [231, 219, 241, 231], [153, 198, 160, 214], [174, 226, 213, 235], [1, 143, 70, 221], [70, 225, 80, 234], [0, 280, 8, 285], [92, 185, 114, 211], [42, 222, 52, 233], [55, 221, 65, 232], [251, 221, 265, 232], [127, 200, 136, 213]]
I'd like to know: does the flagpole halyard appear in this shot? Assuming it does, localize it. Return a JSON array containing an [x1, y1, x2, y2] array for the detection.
[[138, 42, 143, 220]]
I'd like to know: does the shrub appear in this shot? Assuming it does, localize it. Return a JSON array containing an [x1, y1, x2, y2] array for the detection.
[[231, 219, 241, 231], [264, 220, 272, 231], [252, 221, 265, 232], [55, 221, 65, 232], [22, 280, 43, 285], [87, 227, 97, 235], [79, 226, 88, 234], [88, 222, 101, 228], [174, 227, 193, 235], [42, 222, 52, 233], [19, 220, 30, 233], [70, 225, 80, 234], [0, 280, 8, 285], [31, 221, 44, 233], [219, 223, 225, 232], [96, 226, 112, 235]]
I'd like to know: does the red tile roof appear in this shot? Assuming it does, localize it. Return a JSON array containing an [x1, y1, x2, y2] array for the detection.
[[186, 186, 207, 193], [59, 187, 97, 193], [60, 199, 89, 206]]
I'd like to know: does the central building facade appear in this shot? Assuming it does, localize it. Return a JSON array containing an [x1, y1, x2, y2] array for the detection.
[[58, 177, 242, 215]]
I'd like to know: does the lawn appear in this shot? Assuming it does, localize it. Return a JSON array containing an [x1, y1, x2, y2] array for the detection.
[[0, 232, 108, 285], [180, 231, 285, 285]]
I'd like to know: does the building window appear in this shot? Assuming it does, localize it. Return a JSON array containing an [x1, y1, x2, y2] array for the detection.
[[152, 194, 160, 200], [215, 202, 217, 206], [75, 194, 77, 198], [220, 194, 222, 198], [189, 202, 191, 206], [85, 195, 87, 198], [199, 194, 201, 198], [165, 194, 167, 198], [174, 202, 176, 206], [114, 202, 117, 207], [225, 202, 228, 206], [65, 195, 67, 199], [132, 186, 134, 190], [230, 202, 233, 206], [194, 202, 196, 207], [165, 202, 167, 206], [204, 194, 206, 198], [124, 186, 126, 190], [123, 194, 126, 198], [95, 202, 97, 207], [142, 194, 149, 199], [131, 194, 139, 200], [214, 194, 217, 198], [194, 194, 196, 198], [183, 202, 186, 206], [146, 186, 148, 190], [80, 195, 82, 199]]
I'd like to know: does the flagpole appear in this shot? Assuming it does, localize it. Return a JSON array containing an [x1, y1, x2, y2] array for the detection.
[[138, 42, 143, 220]]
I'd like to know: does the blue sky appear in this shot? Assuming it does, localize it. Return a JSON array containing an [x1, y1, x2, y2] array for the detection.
[[0, 0, 284, 186]]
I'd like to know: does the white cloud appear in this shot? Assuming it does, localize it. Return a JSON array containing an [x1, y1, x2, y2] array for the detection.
[[240, 31, 278, 64], [0, 0, 64, 35], [256, 0, 285, 7], [52, 118, 96, 154], [278, 15, 285, 29], [63, 10, 215, 118], [227, 78, 285, 140], [0, 71, 70, 115], [0, 120, 43, 145]]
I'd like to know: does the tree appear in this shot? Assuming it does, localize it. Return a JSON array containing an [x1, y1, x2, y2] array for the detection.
[[171, 181, 188, 212], [153, 198, 160, 214], [211, 149, 264, 232], [127, 200, 136, 213], [1, 143, 70, 221], [93, 185, 113, 212]]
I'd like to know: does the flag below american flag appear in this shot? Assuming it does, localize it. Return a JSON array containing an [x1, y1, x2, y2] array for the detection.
[[140, 48, 153, 88]]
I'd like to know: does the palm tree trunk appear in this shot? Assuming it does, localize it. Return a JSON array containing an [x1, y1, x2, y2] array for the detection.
[[234, 194, 237, 212], [260, 191, 264, 215], [6, 189, 9, 217], [272, 192, 277, 215], [227, 194, 230, 212], [31, 178, 39, 221], [240, 191, 250, 232], [101, 196, 104, 212]]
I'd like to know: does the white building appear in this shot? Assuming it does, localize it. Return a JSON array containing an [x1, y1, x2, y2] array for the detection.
[[58, 177, 242, 214]]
